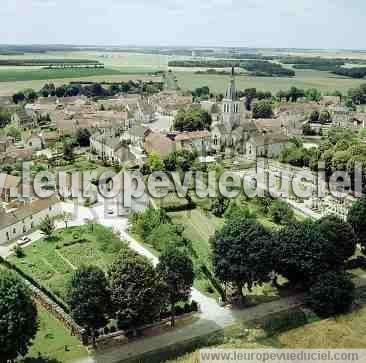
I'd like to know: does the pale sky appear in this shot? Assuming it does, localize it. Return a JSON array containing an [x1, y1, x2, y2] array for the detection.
[[0, 0, 364, 49]]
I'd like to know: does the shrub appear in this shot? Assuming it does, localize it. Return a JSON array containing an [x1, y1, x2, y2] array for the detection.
[[110, 325, 116, 333], [174, 305, 184, 316], [305, 271, 355, 317], [184, 303, 191, 314], [103, 326, 110, 335], [190, 300, 199, 312], [13, 245, 25, 258], [269, 200, 294, 225]]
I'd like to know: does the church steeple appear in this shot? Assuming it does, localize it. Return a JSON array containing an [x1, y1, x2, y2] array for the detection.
[[222, 67, 240, 131], [225, 67, 237, 101]]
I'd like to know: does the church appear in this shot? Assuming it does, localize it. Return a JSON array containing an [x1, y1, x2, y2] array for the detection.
[[209, 68, 290, 159]]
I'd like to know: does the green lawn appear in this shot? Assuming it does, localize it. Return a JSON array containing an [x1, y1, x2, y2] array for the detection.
[[8, 224, 126, 300], [168, 208, 222, 265], [50, 155, 114, 177], [25, 304, 88, 363]]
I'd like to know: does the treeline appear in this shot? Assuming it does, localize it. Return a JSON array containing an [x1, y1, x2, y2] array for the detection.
[[212, 200, 358, 316], [333, 67, 366, 79], [12, 80, 163, 102], [168, 60, 295, 77], [243, 60, 295, 77], [0, 59, 102, 66], [280, 57, 346, 71]]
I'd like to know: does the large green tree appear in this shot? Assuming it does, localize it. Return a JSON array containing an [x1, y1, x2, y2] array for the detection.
[[212, 217, 273, 302], [66, 265, 110, 346], [305, 271, 355, 317], [252, 100, 273, 119], [156, 248, 195, 327], [108, 250, 165, 331], [316, 215, 357, 265], [273, 220, 339, 285], [76, 128, 91, 147], [348, 196, 366, 252], [0, 270, 38, 363], [173, 107, 212, 132]]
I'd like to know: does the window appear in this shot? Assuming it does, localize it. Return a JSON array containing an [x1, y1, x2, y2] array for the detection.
[[13, 228, 16, 234], [6, 232, 9, 240]]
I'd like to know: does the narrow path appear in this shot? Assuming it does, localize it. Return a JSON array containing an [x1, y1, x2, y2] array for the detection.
[[55, 250, 77, 270]]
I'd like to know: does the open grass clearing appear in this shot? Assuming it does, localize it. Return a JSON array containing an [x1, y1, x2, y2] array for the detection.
[[25, 303, 88, 363]]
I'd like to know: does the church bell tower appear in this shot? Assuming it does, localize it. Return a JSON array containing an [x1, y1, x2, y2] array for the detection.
[[222, 67, 241, 131]]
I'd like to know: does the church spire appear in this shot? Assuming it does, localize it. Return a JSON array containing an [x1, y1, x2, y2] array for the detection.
[[225, 66, 237, 101]]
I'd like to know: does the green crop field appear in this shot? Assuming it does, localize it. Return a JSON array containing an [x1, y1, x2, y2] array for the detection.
[[0, 67, 123, 82], [175, 69, 366, 94], [1, 50, 366, 96]]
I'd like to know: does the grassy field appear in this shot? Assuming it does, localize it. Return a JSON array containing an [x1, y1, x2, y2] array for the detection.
[[0, 51, 166, 95], [0, 50, 365, 95], [175, 69, 366, 94], [8, 224, 126, 300], [26, 304, 88, 363], [168, 300, 366, 363], [0, 67, 123, 82]]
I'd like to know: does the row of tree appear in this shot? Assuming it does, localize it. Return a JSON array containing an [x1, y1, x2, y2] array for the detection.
[[12, 80, 164, 104], [0, 244, 195, 361], [212, 208, 358, 316], [67, 246, 195, 345]]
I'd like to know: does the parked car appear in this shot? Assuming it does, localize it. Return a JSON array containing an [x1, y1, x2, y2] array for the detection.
[[16, 236, 31, 246]]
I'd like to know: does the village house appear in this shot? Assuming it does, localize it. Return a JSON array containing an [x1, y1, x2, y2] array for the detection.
[[245, 133, 290, 160], [0, 137, 10, 153], [0, 173, 21, 203], [144, 131, 175, 157], [0, 196, 60, 244], [90, 130, 135, 164], [169, 130, 210, 154], [11, 109, 37, 130], [24, 134, 44, 150]]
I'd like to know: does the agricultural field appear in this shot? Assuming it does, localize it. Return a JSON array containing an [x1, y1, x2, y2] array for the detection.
[[8, 224, 126, 300], [0, 51, 166, 95], [26, 304, 88, 363], [2, 50, 366, 96], [175, 69, 366, 94], [0, 67, 122, 83]]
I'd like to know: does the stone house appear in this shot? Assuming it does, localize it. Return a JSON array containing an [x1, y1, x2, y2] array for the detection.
[[0, 196, 60, 244], [24, 134, 44, 150], [11, 109, 37, 130], [144, 131, 175, 157], [169, 130, 210, 154], [245, 133, 290, 160], [90, 131, 123, 163], [0, 173, 21, 202]]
